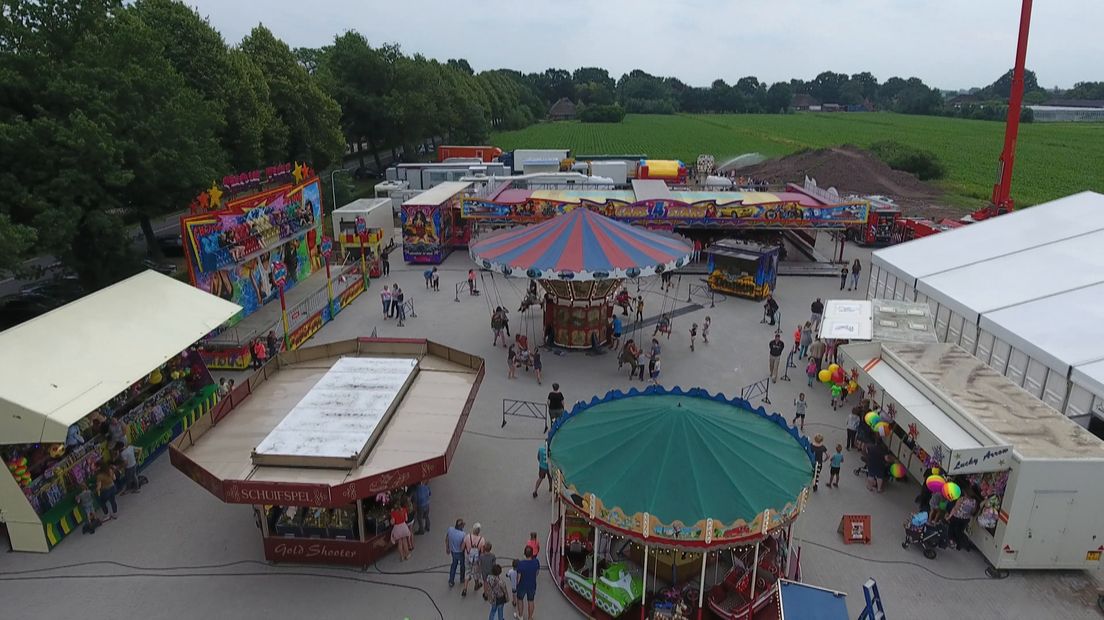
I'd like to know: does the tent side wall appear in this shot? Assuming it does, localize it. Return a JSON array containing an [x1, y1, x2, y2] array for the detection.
[[0, 463, 48, 552], [866, 259, 917, 302]]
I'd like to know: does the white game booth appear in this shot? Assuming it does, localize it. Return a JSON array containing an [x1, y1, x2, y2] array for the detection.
[[867, 191, 1104, 426], [841, 341, 1104, 575], [818, 299, 938, 345]]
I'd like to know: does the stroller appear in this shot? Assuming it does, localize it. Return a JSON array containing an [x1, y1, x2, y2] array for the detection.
[[902, 513, 948, 559]]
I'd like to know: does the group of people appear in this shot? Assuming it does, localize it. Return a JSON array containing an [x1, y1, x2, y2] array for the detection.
[[618, 337, 663, 384], [76, 428, 144, 533], [916, 469, 982, 552], [250, 330, 281, 369], [422, 266, 440, 291], [387, 481, 432, 561], [379, 283, 407, 323], [445, 520, 543, 620]]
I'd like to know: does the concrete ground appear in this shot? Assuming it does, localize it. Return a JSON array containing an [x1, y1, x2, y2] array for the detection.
[[2, 235, 1100, 620]]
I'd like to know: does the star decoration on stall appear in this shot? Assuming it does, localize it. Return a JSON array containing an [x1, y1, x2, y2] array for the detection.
[[907, 423, 919, 441], [208, 182, 224, 208], [292, 161, 304, 184]]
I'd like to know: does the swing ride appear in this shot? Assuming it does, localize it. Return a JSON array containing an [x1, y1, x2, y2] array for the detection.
[[546, 387, 816, 619], [469, 208, 692, 349]]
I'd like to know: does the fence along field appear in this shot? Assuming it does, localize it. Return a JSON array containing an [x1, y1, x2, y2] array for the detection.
[[491, 113, 1104, 207]]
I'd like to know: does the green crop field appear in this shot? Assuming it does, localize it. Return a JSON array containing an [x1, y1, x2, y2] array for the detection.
[[491, 113, 1104, 207]]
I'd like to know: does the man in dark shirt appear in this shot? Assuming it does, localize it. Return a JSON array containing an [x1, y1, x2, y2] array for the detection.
[[811, 298, 824, 326], [768, 334, 786, 383], [764, 295, 779, 325], [515, 546, 541, 620], [547, 383, 565, 422]]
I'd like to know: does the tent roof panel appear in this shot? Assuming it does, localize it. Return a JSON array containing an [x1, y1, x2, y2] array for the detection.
[[0, 271, 241, 444], [914, 228, 1104, 324], [871, 191, 1104, 282], [980, 282, 1104, 375]]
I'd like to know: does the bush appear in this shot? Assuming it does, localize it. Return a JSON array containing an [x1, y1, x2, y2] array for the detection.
[[868, 140, 946, 180], [578, 104, 626, 123]]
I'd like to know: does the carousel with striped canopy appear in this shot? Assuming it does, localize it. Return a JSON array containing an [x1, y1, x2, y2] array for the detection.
[[469, 208, 692, 348]]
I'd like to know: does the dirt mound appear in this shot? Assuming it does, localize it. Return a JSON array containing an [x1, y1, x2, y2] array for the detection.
[[743, 145, 941, 202]]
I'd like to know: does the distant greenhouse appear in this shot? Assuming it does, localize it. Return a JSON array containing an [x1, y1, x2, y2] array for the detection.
[[1028, 105, 1104, 122]]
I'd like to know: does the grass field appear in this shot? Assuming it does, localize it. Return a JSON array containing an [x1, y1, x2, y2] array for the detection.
[[491, 113, 1104, 207]]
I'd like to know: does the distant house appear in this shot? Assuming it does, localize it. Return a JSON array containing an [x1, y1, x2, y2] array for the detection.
[[548, 98, 577, 121], [822, 103, 842, 112], [791, 93, 819, 111], [947, 94, 979, 109]]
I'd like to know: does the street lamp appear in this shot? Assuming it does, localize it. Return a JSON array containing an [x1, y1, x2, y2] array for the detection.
[[329, 167, 352, 215]]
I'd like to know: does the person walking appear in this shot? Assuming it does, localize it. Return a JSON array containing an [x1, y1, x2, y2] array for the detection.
[[484, 563, 510, 620], [94, 463, 119, 519], [468, 269, 478, 295], [547, 383, 564, 423], [462, 524, 487, 596], [492, 308, 508, 347], [532, 442, 551, 498], [689, 323, 698, 351], [432, 267, 440, 291], [828, 444, 844, 488], [808, 337, 826, 373], [702, 316, 710, 343], [507, 343, 517, 380], [266, 330, 279, 358], [810, 298, 824, 326], [792, 393, 807, 432], [515, 546, 540, 620], [610, 314, 622, 350], [635, 296, 644, 324], [446, 519, 467, 588], [799, 322, 813, 358], [850, 259, 862, 291], [381, 286, 392, 318], [810, 435, 828, 492], [648, 354, 661, 385], [506, 560, 520, 619], [413, 481, 431, 535], [394, 285, 406, 324], [532, 348, 543, 385], [764, 295, 779, 326], [381, 250, 390, 276], [768, 333, 786, 383], [390, 500, 413, 561], [846, 406, 861, 451], [477, 542, 497, 594], [839, 265, 849, 290]]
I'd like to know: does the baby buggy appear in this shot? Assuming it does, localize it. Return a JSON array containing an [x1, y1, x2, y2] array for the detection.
[[902, 514, 948, 559]]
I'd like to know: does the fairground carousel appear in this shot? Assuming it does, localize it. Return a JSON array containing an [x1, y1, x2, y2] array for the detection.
[[546, 386, 818, 620]]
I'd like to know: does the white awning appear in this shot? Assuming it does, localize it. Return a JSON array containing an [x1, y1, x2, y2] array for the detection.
[[0, 271, 241, 444], [818, 300, 873, 341]]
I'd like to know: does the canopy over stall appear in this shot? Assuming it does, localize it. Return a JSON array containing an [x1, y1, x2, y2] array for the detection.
[[470, 208, 691, 348], [170, 337, 484, 567], [0, 270, 240, 445], [867, 191, 1104, 422]]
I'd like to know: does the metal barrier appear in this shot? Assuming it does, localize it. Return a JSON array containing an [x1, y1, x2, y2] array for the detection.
[[740, 377, 772, 405], [687, 283, 722, 308], [502, 398, 549, 431], [287, 285, 332, 331]]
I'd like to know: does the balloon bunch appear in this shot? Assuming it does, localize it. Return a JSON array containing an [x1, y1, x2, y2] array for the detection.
[[889, 463, 907, 479], [863, 410, 893, 437], [7, 456, 31, 487]]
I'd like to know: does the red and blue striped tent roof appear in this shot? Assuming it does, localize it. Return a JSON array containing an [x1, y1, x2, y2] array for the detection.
[[469, 208, 692, 281]]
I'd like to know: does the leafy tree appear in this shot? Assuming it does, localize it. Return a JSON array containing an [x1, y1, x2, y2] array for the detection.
[[241, 25, 344, 170], [980, 68, 1042, 101], [811, 71, 849, 103], [316, 31, 393, 170], [766, 82, 794, 113], [447, 58, 473, 75], [1066, 81, 1104, 100], [850, 72, 880, 101]]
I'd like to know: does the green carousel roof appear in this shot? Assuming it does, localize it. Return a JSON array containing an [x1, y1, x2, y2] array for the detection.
[[548, 388, 814, 544]]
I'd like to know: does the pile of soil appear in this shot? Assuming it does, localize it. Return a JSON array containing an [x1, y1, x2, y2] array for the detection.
[[741, 146, 963, 219]]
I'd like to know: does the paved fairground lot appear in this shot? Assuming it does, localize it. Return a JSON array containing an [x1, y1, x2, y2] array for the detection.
[[2, 236, 1101, 620]]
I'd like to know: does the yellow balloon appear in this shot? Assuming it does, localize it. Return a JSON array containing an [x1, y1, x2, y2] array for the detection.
[[827, 363, 840, 374], [817, 369, 832, 383]]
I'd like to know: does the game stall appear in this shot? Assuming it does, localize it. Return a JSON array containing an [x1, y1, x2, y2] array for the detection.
[[0, 271, 240, 552], [704, 240, 780, 300], [331, 197, 394, 276], [546, 387, 816, 619], [401, 181, 471, 264], [169, 337, 484, 567], [469, 208, 692, 348], [180, 165, 325, 367], [840, 341, 1104, 576]]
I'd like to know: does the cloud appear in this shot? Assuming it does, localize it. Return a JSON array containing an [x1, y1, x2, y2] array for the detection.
[[188, 0, 1103, 89]]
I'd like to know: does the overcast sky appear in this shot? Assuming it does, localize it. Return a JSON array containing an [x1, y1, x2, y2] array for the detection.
[[187, 0, 1101, 90]]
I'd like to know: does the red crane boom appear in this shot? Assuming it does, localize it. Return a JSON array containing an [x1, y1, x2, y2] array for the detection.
[[982, 0, 1034, 220]]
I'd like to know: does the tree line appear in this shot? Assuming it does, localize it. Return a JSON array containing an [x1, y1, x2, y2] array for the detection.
[[1, 0, 1097, 289]]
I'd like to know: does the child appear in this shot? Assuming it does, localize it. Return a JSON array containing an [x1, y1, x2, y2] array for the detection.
[[77, 482, 104, 533], [792, 325, 801, 353], [792, 393, 807, 432], [532, 348, 543, 385], [828, 444, 844, 488], [649, 355, 661, 385], [810, 435, 827, 492], [806, 359, 817, 386], [702, 316, 710, 343], [507, 559, 520, 617], [846, 407, 861, 450], [689, 323, 698, 351], [526, 532, 541, 558], [635, 296, 644, 323], [830, 381, 843, 410]]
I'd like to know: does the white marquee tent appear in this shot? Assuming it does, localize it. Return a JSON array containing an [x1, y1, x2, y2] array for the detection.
[[867, 191, 1104, 424]]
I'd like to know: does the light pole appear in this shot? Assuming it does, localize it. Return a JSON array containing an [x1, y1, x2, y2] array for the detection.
[[329, 167, 351, 215]]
